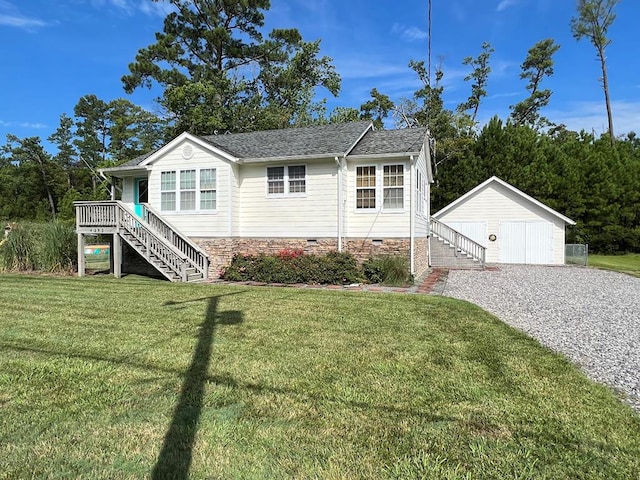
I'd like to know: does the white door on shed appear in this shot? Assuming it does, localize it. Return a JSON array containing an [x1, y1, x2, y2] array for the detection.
[[446, 221, 487, 247], [499, 221, 553, 264]]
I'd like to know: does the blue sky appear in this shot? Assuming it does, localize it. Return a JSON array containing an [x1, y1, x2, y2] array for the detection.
[[1, 0, 638, 150]]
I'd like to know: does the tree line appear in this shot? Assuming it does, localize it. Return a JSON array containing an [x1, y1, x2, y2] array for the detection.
[[1, 0, 637, 253]]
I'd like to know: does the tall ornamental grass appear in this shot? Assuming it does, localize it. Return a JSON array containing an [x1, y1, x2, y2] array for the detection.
[[0, 222, 77, 272]]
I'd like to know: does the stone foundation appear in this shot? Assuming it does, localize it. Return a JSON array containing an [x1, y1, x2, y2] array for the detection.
[[413, 236, 429, 279], [119, 235, 430, 282], [193, 236, 429, 280]]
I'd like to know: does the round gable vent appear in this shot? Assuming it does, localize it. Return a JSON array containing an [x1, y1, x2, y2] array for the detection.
[[182, 144, 194, 159]]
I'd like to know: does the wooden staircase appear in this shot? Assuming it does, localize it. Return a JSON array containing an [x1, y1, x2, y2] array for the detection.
[[430, 217, 485, 270], [75, 201, 209, 282]]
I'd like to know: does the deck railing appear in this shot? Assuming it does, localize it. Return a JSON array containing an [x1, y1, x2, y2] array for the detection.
[[140, 203, 209, 277], [430, 217, 486, 265], [75, 201, 209, 280], [75, 201, 118, 228]]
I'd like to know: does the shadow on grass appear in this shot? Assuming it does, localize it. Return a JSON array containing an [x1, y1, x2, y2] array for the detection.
[[151, 293, 243, 480]]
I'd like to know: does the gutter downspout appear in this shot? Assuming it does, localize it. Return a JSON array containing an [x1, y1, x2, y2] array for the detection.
[[334, 156, 343, 252], [410, 155, 416, 276]]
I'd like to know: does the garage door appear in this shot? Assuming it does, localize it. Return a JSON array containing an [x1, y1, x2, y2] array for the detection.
[[446, 221, 487, 247], [499, 222, 553, 264]]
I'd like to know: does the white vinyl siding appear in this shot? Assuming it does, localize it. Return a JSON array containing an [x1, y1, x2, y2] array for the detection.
[[434, 181, 567, 264], [347, 160, 411, 238], [446, 221, 487, 247], [241, 161, 337, 237], [146, 141, 230, 237], [414, 143, 430, 237]]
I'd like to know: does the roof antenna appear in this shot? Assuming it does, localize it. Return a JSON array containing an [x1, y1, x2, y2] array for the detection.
[[427, 0, 432, 89]]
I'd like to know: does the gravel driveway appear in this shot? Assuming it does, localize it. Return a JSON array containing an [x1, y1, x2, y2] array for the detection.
[[441, 265, 640, 411]]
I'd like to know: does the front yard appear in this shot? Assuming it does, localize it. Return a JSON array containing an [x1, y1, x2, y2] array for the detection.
[[0, 274, 639, 479]]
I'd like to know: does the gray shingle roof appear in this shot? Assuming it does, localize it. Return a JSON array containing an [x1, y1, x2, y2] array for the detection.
[[200, 121, 372, 159], [349, 127, 427, 156], [109, 121, 427, 170], [118, 150, 155, 168]]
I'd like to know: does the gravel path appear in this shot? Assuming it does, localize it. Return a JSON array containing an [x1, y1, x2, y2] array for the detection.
[[441, 265, 640, 411]]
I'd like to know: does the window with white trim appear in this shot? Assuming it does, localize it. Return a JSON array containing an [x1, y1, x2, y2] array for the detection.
[[200, 168, 216, 210], [383, 164, 404, 209], [266, 165, 306, 196], [416, 170, 423, 216], [356, 166, 376, 209], [160, 168, 217, 212], [356, 164, 405, 211], [180, 169, 196, 211], [161, 171, 176, 211]]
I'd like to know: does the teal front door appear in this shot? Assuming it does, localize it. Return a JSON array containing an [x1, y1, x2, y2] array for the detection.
[[134, 178, 148, 218]]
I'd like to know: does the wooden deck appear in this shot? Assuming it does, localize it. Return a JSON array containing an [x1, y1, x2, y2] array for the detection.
[[75, 201, 209, 282]]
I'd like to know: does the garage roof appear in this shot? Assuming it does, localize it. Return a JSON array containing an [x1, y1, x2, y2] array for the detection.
[[434, 176, 576, 225]]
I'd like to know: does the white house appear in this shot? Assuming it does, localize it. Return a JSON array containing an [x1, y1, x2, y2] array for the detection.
[[432, 176, 575, 265], [75, 121, 433, 281]]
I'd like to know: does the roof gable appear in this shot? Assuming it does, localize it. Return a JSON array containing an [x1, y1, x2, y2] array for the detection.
[[104, 132, 238, 173], [434, 176, 576, 225], [348, 127, 428, 156]]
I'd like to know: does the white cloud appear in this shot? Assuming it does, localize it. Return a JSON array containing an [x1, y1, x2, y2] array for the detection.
[[336, 58, 411, 80], [0, 13, 47, 28], [19, 122, 48, 129], [547, 100, 640, 135], [88, 0, 172, 16], [496, 0, 521, 12], [392, 23, 428, 42], [488, 91, 520, 100], [138, 0, 175, 17]]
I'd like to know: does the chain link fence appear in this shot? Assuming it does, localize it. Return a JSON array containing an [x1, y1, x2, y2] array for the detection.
[[566, 244, 588, 266]]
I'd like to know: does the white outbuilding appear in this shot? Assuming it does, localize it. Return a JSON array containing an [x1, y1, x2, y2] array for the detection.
[[433, 176, 576, 265]]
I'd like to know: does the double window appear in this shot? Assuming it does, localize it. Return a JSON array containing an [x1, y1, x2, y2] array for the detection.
[[161, 168, 217, 212], [356, 164, 405, 211], [267, 165, 306, 196]]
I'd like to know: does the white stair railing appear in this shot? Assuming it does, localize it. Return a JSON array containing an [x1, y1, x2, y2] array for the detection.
[[430, 217, 486, 265], [75, 201, 209, 281]]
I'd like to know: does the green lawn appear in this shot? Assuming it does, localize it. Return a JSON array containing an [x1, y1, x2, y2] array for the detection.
[[589, 253, 640, 277], [1, 275, 639, 479]]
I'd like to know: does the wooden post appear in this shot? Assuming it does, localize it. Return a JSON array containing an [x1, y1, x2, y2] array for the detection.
[[77, 233, 85, 277], [113, 233, 122, 279]]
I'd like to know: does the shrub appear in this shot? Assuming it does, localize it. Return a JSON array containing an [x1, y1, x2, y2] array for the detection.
[[363, 255, 412, 286], [220, 253, 259, 282], [221, 250, 362, 285], [316, 251, 362, 284]]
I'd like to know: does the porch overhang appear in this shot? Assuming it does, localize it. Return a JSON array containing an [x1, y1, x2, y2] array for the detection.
[[100, 166, 150, 178]]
